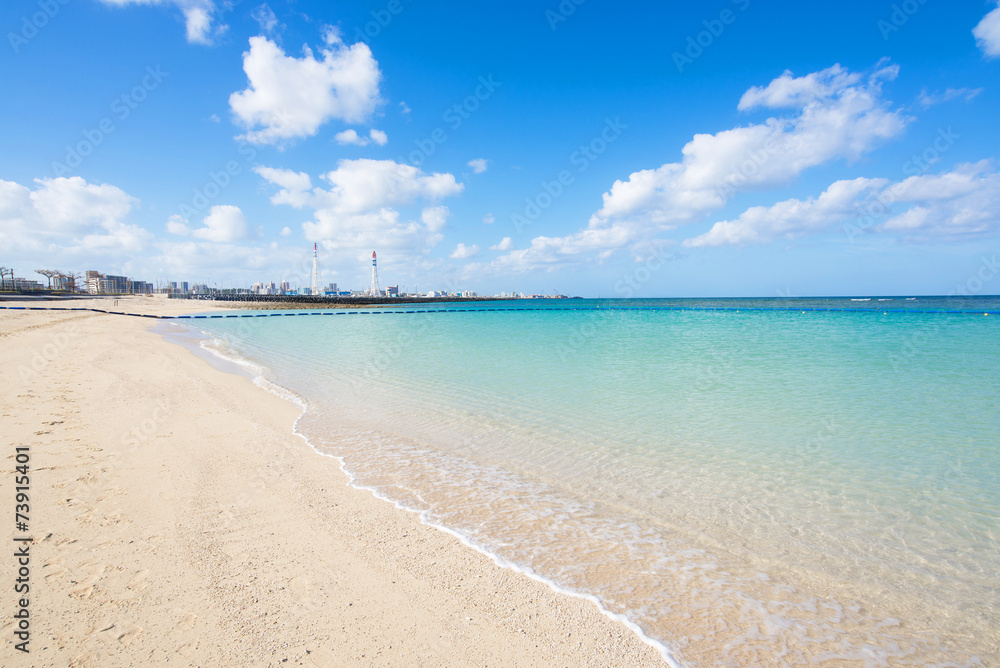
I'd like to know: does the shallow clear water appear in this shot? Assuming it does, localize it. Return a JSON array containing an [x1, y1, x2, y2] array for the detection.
[[188, 298, 1000, 666]]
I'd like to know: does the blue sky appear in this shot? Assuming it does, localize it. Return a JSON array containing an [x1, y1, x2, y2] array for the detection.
[[1, 0, 998, 296]]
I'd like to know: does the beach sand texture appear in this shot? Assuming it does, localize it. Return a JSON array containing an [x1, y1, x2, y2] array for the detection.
[[0, 298, 666, 667]]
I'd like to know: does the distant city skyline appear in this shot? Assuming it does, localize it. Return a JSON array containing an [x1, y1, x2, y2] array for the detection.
[[1, 1, 999, 297]]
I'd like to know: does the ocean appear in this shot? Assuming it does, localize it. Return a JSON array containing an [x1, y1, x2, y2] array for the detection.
[[182, 297, 1000, 666]]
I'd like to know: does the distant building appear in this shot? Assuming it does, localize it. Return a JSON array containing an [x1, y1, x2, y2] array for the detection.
[[99, 275, 130, 294], [385, 285, 399, 297], [86, 270, 100, 294], [12, 277, 44, 291]]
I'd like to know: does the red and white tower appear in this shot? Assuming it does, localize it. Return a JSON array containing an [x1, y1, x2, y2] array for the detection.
[[370, 251, 380, 297]]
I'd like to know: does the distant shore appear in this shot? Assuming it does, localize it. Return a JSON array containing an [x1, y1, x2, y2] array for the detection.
[[0, 296, 665, 667]]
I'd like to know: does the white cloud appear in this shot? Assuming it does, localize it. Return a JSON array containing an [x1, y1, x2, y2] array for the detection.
[[482, 213, 495, 225], [0, 176, 150, 255], [335, 129, 366, 146], [491, 225, 635, 273], [450, 243, 480, 259], [683, 178, 886, 247], [99, 0, 221, 45], [468, 158, 489, 174], [189, 205, 251, 243], [974, 3, 1000, 58], [495, 63, 909, 270], [917, 87, 983, 108], [251, 3, 281, 35], [230, 35, 382, 145], [490, 237, 513, 251], [166, 214, 191, 235], [280, 226, 292, 236], [253, 166, 313, 207], [591, 63, 906, 232], [257, 159, 463, 252], [399, 101, 411, 115], [737, 64, 865, 111], [421, 205, 450, 232], [682, 162, 1000, 247], [167, 205, 252, 243], [879, 162, 1000, 239], [334, 128, 388, 146]]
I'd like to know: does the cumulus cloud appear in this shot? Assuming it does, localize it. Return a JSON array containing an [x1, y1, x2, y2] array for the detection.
[[682, 162, 1000, 247], [591, 63, 906, 230], [193, 205, 251, 242], [167, 205, 253, 242], [166, 214, 191, 235], [490, 237, 513, 251], [879, 162, 1000, 239], [421, 205, 450, 231], [468, 158, 489, 174], [491, 225, 635, 273], [334, 129, 365, 145], [974, 3, 1000, 58], [334, 128, 388, 146], [482, 213, 495, 225], [450, 243, 480, 259], [683, 178, 887, 247], [99, 0, 221, 45], [490, 62, 909, 271], [256, 159, 463, 251], [0, 176, 150, 254], [230, 35, 382, 144]]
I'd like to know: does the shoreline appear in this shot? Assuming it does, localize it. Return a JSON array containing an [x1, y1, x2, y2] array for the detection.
[[0, 297, 666, 667]]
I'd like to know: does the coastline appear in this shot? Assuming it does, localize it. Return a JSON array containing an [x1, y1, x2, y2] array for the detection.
[[0, 297, 666, 667]]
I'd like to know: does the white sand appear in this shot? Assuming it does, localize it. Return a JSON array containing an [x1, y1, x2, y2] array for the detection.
[[0, 297, 667, 667]]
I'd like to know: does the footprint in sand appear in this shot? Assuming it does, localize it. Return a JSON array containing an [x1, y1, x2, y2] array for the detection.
[[118, 627, 144, 646], [127, 569, 150, 592], [43, 558, 69, 581], [70, 584, 95, 599]]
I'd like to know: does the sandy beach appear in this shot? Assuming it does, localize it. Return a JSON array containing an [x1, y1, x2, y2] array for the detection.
[[0, 297, 665, 667]]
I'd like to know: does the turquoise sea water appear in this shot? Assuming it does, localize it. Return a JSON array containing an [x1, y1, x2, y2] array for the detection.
[[188, 298, 1000, 666]]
